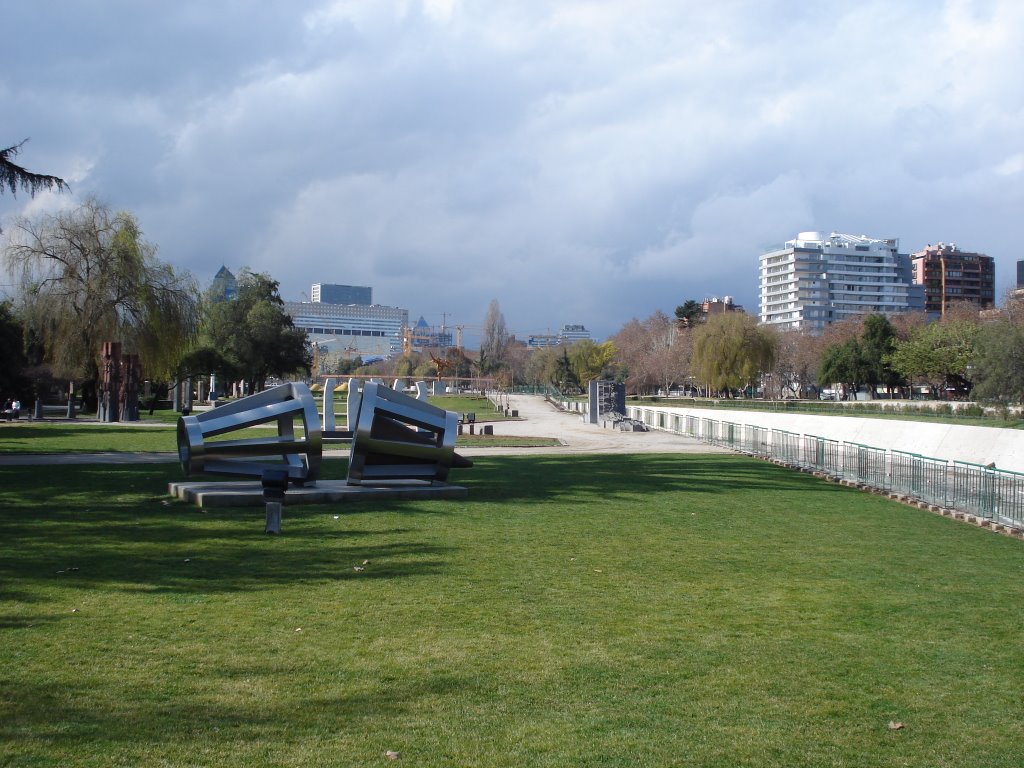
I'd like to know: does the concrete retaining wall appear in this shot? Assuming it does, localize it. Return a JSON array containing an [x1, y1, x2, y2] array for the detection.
[[629, 405, 1024, 474]]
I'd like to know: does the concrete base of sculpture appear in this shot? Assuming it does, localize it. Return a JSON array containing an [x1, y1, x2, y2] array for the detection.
[[168, 479, 468, 508]]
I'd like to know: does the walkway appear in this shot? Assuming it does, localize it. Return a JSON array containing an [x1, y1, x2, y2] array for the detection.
[[457, 394, 730, 457]]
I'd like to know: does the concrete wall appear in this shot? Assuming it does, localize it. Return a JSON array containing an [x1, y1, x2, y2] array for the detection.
[[629, 405, 1024, 474]]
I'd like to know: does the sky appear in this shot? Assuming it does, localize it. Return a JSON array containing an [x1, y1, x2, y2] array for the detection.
[[3, 0, 1022, 344]]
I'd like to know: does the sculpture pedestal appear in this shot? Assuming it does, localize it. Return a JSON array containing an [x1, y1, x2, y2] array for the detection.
[[265, 502, 282, 534]]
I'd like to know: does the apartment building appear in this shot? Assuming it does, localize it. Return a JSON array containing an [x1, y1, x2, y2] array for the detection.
[[759, 231, 924, 331], [910, 243, 995, 316]]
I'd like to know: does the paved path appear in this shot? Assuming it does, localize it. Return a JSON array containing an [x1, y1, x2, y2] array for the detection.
[[457, 394, 728, 457], [0, 395, 726, 465]]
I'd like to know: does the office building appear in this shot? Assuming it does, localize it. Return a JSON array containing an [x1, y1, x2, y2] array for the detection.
[[209, 266, 237, 302], [527, 334, 560, 349], [909, 243, 994, 316], [759, 231, 924, 332], [311, 283, 372, 305], [284, 299, 408, 358], [558, 324, 592, 343]]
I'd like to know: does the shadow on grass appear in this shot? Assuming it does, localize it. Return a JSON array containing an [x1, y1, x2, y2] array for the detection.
[[0, 463, 451, 597], [463, 452, 823, 505], [2, 670, 476, 750], [0, 453, 832, 599]]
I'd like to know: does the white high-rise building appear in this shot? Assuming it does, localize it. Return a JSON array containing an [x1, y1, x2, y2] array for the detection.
[[759, 232, 924, 332]]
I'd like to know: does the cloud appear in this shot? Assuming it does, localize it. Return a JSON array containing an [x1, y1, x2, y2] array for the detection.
[[3, 0, 1023, 337]]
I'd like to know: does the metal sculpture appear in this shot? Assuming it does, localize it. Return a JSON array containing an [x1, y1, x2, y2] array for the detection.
[[347, 381, 471, 485], [177, 382, 323, 485], [99, 342, 122, 423], [322, 377, 339, 432]]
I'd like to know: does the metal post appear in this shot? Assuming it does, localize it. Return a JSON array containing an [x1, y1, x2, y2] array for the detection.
[[262, 468, 289, 534]]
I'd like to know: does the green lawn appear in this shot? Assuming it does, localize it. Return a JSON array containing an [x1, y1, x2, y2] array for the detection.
[[429, 394, 514, 421], [0, 422, 556, 454], [0, 422, 177, 453], [2, 454, 1022, 766]]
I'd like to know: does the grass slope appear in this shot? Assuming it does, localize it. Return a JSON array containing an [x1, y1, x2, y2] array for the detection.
[[1, 454, 1022, 767]]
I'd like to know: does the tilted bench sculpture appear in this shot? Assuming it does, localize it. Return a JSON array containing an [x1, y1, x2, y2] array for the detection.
[[176, 381, 323, 485], [176, 380, 470, 489], [347, 381, 472, 485]]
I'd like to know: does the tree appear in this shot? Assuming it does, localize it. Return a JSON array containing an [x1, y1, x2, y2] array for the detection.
[[886, 318, 979, 398], [610, 311, 691, 396], [674, 299, 703, 327], [553, 348, 581, 393], [197, 270, 311, 392], [522, 346, 560, 389], [860, 314, 902, 394], [691, 312, 776, 396], [4, 198, 198, 408], [817, 339, 869, 399], [333, 355, 364, 376], [971, 320, 1024, 403], [479, 299, 511, 374], [0, 302, 30, 399], [1, 140, 68, 199], [568, 339, 617, 388], [611, 318, 656, 395], [766, 327, 821, 399]]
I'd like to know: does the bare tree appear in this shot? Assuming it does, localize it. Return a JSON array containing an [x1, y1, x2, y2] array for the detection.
[[479, 299, 511, 374], [610, 311, 691, 396]]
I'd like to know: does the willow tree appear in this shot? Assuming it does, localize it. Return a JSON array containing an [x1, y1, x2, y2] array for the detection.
[[568, 339, 617, 389], [3, 198, 199, 407], [691, 312, 777, 397]]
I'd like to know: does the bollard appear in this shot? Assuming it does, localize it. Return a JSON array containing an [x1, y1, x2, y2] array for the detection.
[[265, 502, 282, 534]]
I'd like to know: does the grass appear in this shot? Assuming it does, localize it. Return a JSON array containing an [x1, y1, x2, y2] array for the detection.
[[0, 422, 558, 454], [455, 433, 560, 448], [0, 422, 177, 453], [2, 454, 1023, 766], [429, 394, 515, 421]]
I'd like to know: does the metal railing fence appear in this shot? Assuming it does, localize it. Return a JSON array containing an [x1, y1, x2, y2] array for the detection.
[[628, 405, 1024, 529]]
